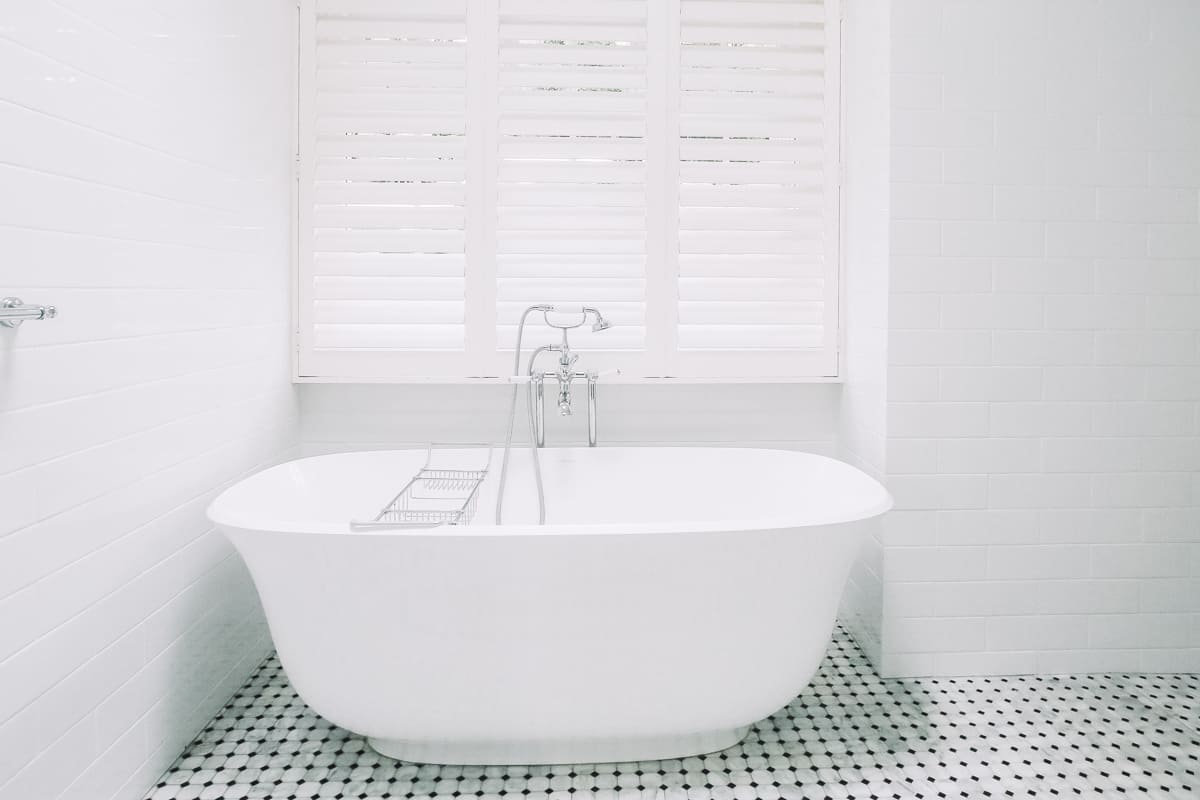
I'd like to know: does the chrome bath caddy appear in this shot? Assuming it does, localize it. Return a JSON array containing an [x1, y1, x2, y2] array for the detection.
[[351, 444, 492, 530]]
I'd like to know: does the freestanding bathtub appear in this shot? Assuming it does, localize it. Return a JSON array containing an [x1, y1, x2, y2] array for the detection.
[[209, 446, 891, 765]]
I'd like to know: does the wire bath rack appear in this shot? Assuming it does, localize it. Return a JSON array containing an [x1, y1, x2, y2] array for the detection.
[[350, 444, 492, 530]]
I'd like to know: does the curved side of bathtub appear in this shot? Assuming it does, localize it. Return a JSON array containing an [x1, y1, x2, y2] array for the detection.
[[221, 518, 871, 765]]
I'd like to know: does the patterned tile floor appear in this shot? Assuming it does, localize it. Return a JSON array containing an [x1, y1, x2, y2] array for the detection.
[[146, 629, 1199, 800]]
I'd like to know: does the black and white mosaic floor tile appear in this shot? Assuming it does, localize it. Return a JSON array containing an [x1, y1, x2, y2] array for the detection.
[[146, 629, 1199, 800]]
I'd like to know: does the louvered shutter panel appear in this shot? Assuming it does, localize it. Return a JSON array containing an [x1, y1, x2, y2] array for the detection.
[[496, 0, 649, 354], [296, 0, 840, 380], [674, 0, 838, 375], [299, 0, 474, 377]]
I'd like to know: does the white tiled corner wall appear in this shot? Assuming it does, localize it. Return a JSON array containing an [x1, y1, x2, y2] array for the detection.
[[836, 0, 891, 671], [880, 0, 1200, 676], [0, 2, 298, 798]]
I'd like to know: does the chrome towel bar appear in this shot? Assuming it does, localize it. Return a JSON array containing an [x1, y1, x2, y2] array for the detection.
[[1, 297, 58, 328]]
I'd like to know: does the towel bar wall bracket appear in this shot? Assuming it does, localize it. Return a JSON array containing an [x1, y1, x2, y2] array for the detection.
[[1, 297, 58, 328]]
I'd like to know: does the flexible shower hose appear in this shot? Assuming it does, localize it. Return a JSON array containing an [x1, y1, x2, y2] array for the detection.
[[495, 306, 550, 525]]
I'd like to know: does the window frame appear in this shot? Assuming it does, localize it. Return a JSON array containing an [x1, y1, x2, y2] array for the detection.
[[293, 0, 844, 383]]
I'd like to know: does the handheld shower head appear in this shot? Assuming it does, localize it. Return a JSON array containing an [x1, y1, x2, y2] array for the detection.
[[582, 306, 612, 332]]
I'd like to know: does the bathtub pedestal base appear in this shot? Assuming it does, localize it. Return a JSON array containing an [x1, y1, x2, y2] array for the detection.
[[367, 726, 751, 766]]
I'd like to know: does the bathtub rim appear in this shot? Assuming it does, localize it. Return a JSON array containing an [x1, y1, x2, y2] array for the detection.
[[208, 446, 893, 538]]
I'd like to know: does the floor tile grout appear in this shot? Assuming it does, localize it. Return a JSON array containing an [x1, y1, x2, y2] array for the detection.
[[145, 627, 1199, 800]]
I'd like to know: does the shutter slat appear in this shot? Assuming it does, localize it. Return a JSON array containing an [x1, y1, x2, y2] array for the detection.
[[499, 44, 646, 67], [681, 207, 824, 230], [499, 23, 648, 42], [682, 0, 825, 25], [499, 137, 646, 160], [678, 277, 825, 301], [315, 159, 466, 181], [315, 114, 466, 135], [497, 233, 645, 255], [680, 254, 824, 279], [498, 254, 646, 278], [680, 186, 821, 207], [316, 134, 466, 158], [500, 115, 645, 138], [315, 324, 464, 350], [315, 276, 465, 300], [314, 205, 466, 229], [314, 253, 466, 277], [680, 231, 823, 256], [679, 116, 823, 138], [680, 69, 824, 94], [317, 20, 466, 41], [680, 25, 824, 47], [317, 67, 466, 90], [318, 42, 467, 65], [681, 191, 822, 212], [499, 184, 644, 207], [498, 68, 647, 90], [314, 182, 466, 205], [681, 47, 822, 71], [315, 229, 466, 253], [499, 92, 645, 114], [498, 162, 645, 184], [315, 300, 465, 324], [496, 280, 645, 298], [679, 138, 821, 162], [679, 91, 824, 117], [677, 325, 823, 350], [501, 0, 646, 21], [316, 0, 468, 18], [680, 162, 824, 185], [500, 207, 645, 231], [678, 301, 825, 325]]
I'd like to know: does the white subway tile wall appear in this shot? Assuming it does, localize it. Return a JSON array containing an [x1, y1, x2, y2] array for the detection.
[[0, 2, 297, 799], [883, 0, 1200, 677], [300, 383, 840, 456]]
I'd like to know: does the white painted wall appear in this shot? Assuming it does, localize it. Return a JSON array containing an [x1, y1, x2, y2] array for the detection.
[[880, 0, 1200, 676], [0, 2, 297, 798]]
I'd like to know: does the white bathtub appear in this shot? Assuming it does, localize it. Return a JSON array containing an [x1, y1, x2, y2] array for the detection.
[[209, 447, 891, 765]]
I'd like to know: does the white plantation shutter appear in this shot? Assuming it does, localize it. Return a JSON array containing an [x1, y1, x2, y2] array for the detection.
[[297, 0, 841, 380], [300, 0, 473, 377], [496, 0, 648, 355], [676, 0, 837, 372]]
